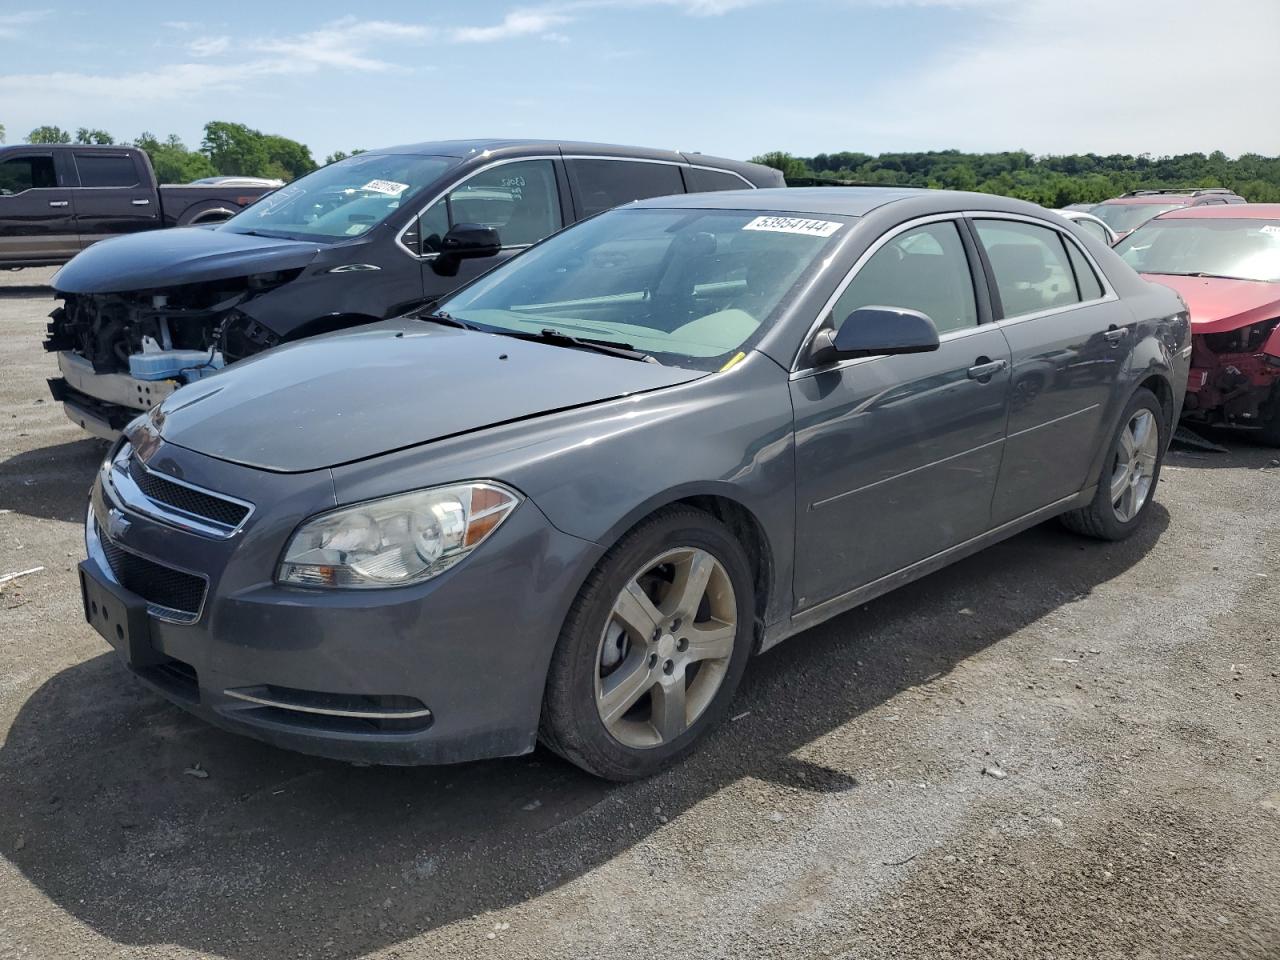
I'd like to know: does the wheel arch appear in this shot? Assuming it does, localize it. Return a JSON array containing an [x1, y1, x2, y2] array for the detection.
[[592, 485, 777, 652], [1137, 371, 1176, 441]]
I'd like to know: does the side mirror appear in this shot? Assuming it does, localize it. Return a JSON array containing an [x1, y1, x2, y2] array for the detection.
[[431, 222, 501, 276], [809, 306, 941, 366]]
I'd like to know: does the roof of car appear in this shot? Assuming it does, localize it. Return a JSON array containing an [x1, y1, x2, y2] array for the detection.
[[1100, 196, 1194, 206], [1156, 203, 1280, 220], [631, 186, 1052, 218], [369, 138, 738, 166]]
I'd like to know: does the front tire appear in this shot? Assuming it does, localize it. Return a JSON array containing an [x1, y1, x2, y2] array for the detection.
[[1060, 387, 1166, 541], [540, 507, 755, 781]]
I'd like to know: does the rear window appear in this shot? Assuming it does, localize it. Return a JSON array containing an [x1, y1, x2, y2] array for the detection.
[[567, 159, 685, 217], [685, 167, 751, 194], [1093, 202, 1182, 234], [75, 154, 141, 188]]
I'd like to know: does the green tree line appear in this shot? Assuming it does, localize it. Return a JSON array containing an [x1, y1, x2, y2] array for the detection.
[[13, 122, 365, 184], [752, 149, 1280, 204]]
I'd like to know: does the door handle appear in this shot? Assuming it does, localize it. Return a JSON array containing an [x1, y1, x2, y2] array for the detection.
[[967, 357, 1008, 382], [1103, 326, 1128, 345], [48, 200, 69, 208], [131, 199, 150, 206]]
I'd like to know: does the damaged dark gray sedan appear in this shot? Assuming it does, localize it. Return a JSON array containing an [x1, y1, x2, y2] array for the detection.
[[81, 188, 1190, 780]]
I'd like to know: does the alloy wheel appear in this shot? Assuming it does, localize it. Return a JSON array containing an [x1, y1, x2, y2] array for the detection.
[[594, 547, 737, 749], [1110, 409, 1159, 523]]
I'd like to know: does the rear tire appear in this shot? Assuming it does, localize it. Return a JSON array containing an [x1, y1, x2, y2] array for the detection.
[[539, 507, 755, 781], [1060, 387, 1166, 541]]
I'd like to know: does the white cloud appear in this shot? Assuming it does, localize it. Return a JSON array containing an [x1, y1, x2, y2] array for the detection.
[[187, 35, 231, 57], [450, 10, 570, 42], [857, 0, 1280, 156], [0, 10, 49, 38]]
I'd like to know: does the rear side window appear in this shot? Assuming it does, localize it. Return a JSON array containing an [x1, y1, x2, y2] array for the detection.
[[684, 167, 750, 194], [567, 159, 684, 217], [974, 220, 1080, 318], [833, 221, 978, 335], [419, 159, 561, 253], [0, 155, 57, 194], [75, 153, 141, 188], [1063, 238, 1105, 301], [1074, 218, 1110, 245]]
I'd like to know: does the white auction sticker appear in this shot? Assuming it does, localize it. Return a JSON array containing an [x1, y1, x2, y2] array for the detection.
[[361, 179, 409, 196], [1260, 224, 1280, 237], [743, 216, 843, 238]]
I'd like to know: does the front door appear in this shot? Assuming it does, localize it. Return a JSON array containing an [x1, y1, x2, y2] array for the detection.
[[69, 150, 160, 249], [0, 151, 77, 264], [970, 217, 1136, 524], [790, 218, 1012, 610], [415, 158, 568, 302]]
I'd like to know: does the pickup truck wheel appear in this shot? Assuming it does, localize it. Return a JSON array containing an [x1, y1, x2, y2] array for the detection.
[[540, 507, 754, 781], [1060, 387, 1165, 541]]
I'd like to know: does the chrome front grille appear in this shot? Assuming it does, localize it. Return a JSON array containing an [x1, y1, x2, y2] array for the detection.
[[95, 518, 207, 622], [128, 457, 250, 528], [107, 443, 253, 539]]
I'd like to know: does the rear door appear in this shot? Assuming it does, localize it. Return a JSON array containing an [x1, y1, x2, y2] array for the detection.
[[0, 151, 77, 264], [408, 157, 569, 303], [970, 216, 1135, 524], [564, 158, 686, 219], [789, 216, 1012, 610], [69, 150, 160, 249]]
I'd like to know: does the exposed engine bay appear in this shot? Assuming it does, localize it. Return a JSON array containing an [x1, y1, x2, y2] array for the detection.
[[43, 269, 302, 374], [1183, 317, 1280, 430]]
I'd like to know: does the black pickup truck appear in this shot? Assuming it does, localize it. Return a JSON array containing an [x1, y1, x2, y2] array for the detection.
[[0, 144, 275, 269]]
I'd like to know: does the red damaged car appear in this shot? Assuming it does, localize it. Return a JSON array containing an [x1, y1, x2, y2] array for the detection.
[[1115, 204, 1280, 443]]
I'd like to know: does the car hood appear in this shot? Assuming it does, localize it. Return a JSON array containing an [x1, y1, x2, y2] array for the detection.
[[1141, 274, 1280, 334], [151, 319, 706, 472], [52, 227, 323, 294]]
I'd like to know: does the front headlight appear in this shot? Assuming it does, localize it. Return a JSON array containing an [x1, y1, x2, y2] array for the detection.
[[277, 482, 521, 589]]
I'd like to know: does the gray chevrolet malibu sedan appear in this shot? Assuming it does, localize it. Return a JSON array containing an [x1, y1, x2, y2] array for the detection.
[[80, 188, 1190, 780]]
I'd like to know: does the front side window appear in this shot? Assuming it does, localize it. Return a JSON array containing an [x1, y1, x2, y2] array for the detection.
[[568, 159, 685, 217], [419, 159, 561, 253], [1115, 218, 1280, 283], [220, 152, 457, 241], [0, 155, 56, 195], [439, 207, 849, 370], [74, 153, 140, 188], [833, 221, 977, 335], [975, 220, 1080, 318], [1092, 202, 1182, 234]]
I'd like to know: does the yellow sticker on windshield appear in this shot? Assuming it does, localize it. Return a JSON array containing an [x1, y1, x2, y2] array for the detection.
[[719, 351, 747, 372], [743, 216, 842, 238]]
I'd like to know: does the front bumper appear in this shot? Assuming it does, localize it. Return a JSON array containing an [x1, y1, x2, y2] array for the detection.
[[85, 439, 601, 765], [49, 350, 180, 439]]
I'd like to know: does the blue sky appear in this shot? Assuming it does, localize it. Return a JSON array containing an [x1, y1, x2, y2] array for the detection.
[[2, 0, 1277, 162]]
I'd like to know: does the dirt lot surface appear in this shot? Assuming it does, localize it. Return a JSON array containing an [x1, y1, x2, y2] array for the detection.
[[1, 268, 1277, 959]]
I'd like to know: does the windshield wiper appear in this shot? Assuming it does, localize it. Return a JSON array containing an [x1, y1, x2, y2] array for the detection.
[[500, 328, 657, 363], [1152, 271, 1252, 281], [416, 310, 482, 331]]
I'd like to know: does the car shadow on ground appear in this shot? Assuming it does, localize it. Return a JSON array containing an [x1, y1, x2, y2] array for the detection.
[[0, 438, 105, 523], [1165, 434, 1279, 472], [0, 502, 1169, 958]]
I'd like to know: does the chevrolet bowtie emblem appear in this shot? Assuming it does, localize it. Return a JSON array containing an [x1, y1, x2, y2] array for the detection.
[[106, 508, 131, 541]]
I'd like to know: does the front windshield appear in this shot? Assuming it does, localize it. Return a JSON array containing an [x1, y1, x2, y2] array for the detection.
[[437, 207, 851, 370], [1116, 218, 1280, 283], [1093, 202, 1182, 233], [219, 153, 456, 241]]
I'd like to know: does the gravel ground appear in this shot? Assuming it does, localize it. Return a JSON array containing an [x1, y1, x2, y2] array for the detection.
[[1, 268, 1277, 959]]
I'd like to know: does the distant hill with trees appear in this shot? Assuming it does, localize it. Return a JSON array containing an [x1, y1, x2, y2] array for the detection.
[[752, 150, 1280, 204]]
